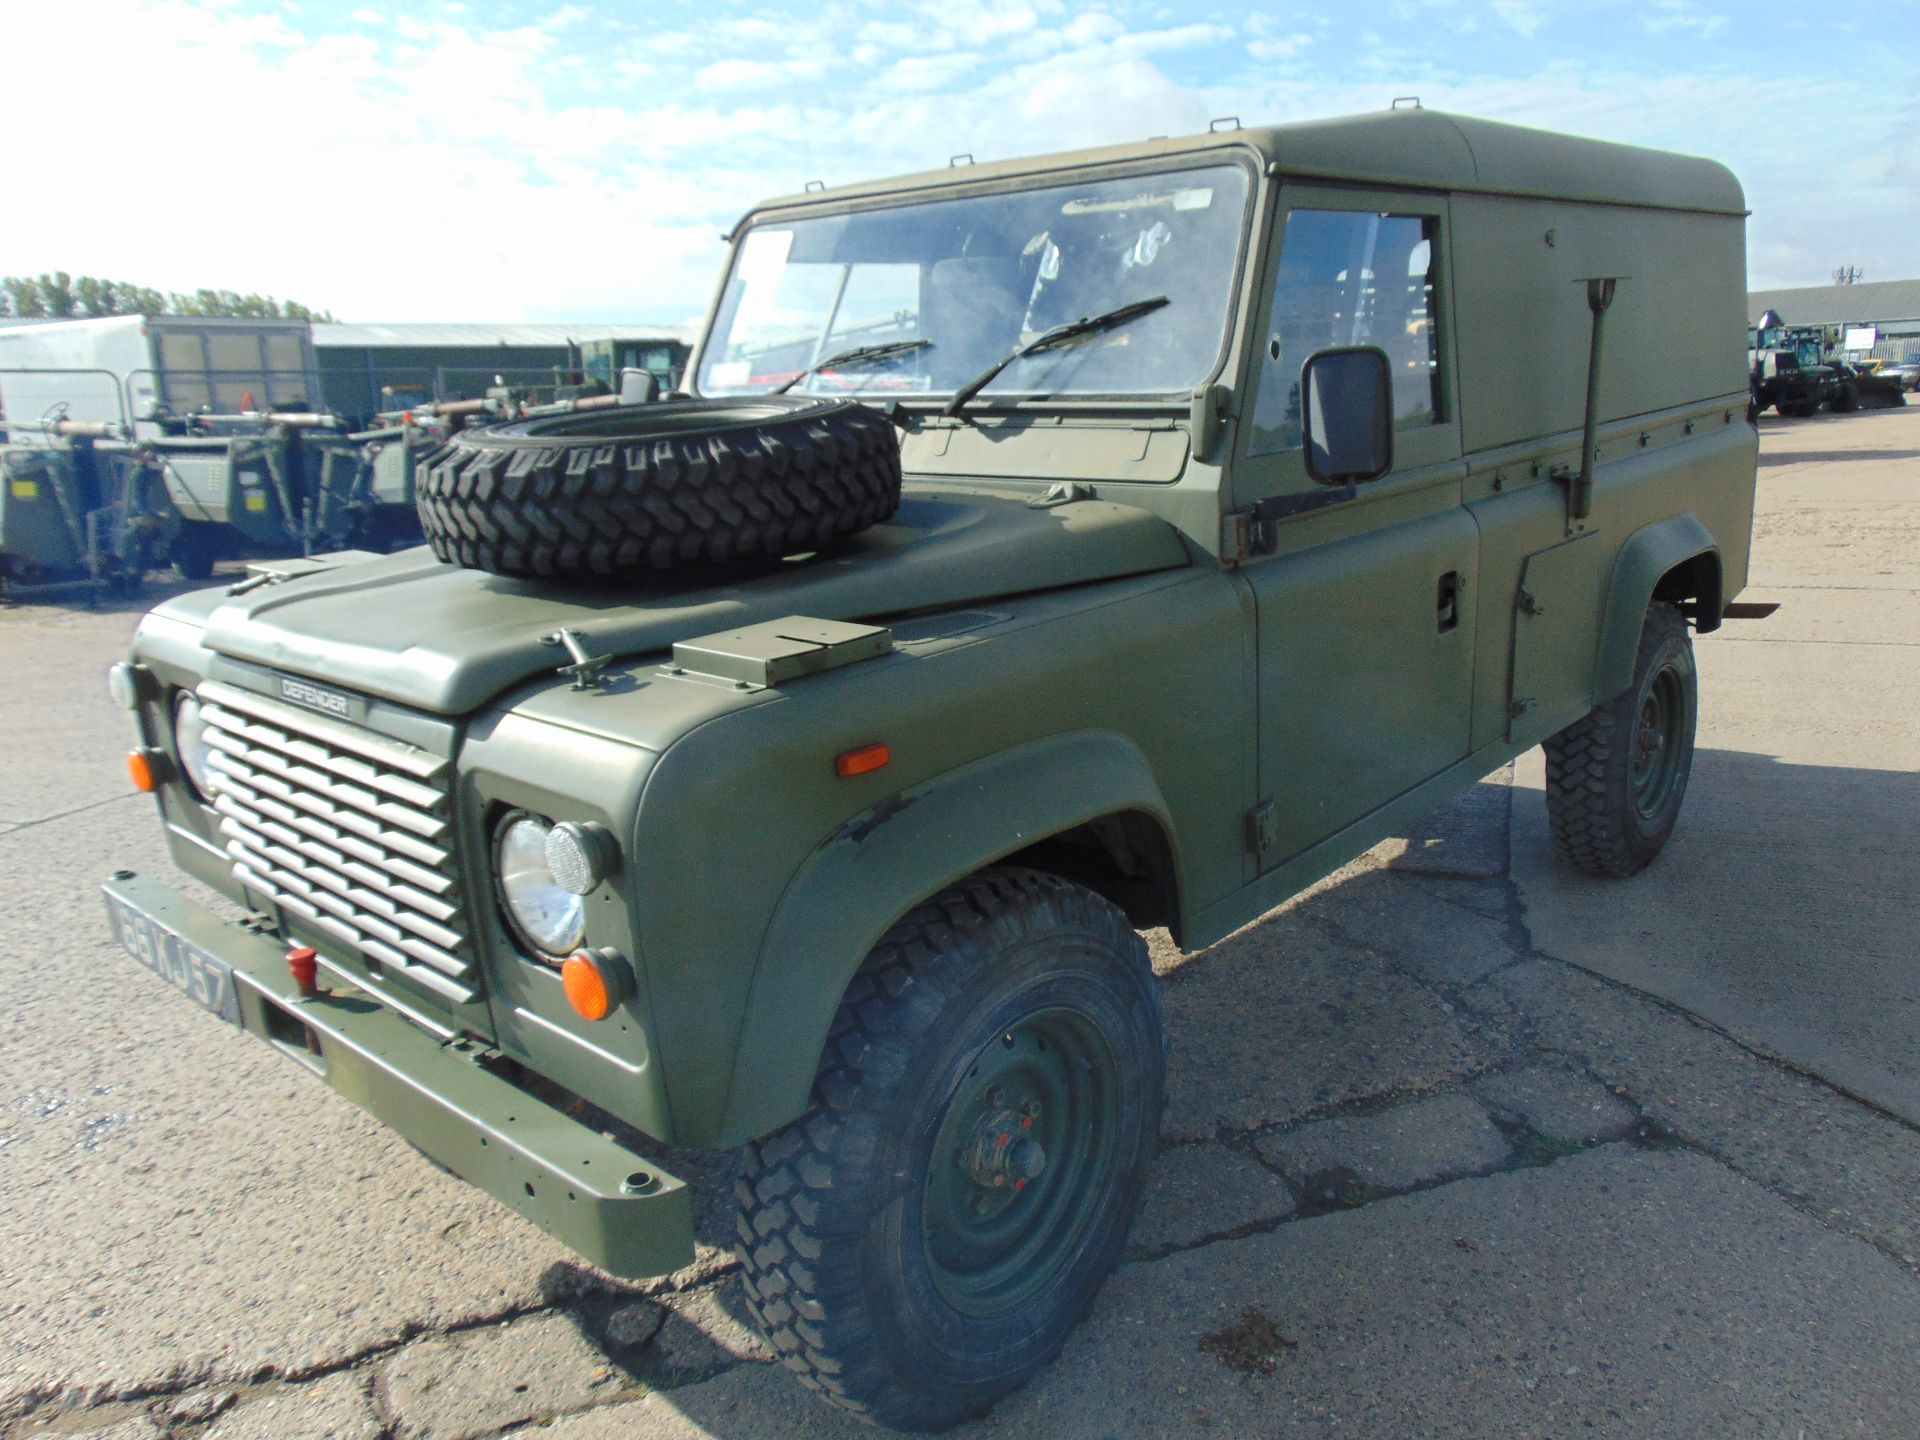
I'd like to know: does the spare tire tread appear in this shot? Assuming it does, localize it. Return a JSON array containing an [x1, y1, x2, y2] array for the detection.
[[416, 398, 902, 578]]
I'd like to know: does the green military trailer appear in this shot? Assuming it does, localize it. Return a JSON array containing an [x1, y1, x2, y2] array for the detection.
[[103, 108, 1755, 1430], [305, 424, 433, 554], [1, 420, 176, 600]]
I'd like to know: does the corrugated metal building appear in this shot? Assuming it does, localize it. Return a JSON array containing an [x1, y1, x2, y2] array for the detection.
[[311, 322, 692, 420], [1746, 279, 1920, 362]]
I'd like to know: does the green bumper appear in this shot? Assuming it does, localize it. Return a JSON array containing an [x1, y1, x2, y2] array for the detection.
[[100, 871, 694, 1278]]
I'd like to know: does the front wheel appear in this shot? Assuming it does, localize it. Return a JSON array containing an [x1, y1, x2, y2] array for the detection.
[[1544, 601, 1697, 877], [734, 868, 1167, 1431]]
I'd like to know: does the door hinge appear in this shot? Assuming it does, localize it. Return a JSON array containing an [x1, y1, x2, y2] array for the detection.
[[1245, 800, 1279, 861], [1224, 481, 1360, 563]]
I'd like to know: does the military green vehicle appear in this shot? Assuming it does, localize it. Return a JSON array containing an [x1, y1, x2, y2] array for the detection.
[[102, 108, 1755, 1430]]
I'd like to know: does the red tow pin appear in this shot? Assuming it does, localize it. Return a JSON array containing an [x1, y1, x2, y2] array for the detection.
[[287, 946, 319, 999]]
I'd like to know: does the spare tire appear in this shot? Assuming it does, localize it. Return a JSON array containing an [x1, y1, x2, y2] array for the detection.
[[415, 397, 901, 578]]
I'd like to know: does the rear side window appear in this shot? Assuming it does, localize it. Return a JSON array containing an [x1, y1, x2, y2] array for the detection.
[[1250, 210, 1442, 457]]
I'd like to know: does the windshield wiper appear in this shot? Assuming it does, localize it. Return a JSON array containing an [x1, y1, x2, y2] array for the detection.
[[944, 296, 1170, 416], [772, 338, 932, 394]]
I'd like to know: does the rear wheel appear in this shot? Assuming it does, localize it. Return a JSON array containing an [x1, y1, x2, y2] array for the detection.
[[734, 868, 1167, 1431], [1543, 601, 1697, 877]]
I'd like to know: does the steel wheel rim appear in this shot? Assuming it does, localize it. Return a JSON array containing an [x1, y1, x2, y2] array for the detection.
[[920, 1005, 1120, 1319], [1632, 664, 1685, 818]]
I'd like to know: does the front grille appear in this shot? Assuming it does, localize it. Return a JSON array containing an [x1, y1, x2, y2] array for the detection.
[[197, 679, 477, 1005]]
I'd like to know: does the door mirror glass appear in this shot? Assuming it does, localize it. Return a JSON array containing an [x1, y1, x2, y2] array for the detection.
[[1302, 346, 1393, 484]]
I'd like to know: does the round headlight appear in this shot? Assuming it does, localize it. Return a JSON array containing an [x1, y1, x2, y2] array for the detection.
[[173, 692, 217, 802], [494, 813, 586, 959]]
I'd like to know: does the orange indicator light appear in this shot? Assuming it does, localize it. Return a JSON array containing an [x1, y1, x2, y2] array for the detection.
[[562, 951, 616, 1021], [835, 742, 891, 778], [127, 749, 161, 793]]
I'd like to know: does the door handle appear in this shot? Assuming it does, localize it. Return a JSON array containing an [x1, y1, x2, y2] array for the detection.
[[1436, 571, 1461, 632]]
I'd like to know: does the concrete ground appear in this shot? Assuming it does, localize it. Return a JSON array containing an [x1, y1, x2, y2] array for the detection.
[[1, 407, 1916, 1439]]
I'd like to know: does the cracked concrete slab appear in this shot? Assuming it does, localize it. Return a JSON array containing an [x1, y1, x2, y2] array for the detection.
[[1376, 764, 1513, 879], [1490, 959, 1920, 1269], [1472, 1064, 1639, 1145], [1306, 864, 1523, 989], [1161, 911, 1509, 1140], [642, 1276, 776, 1387], [550, 1149, 1920, 1439], [1129, 1143, 1296, 1253], [374, 1313, 633, 1439], [1256, 1092, 1512, 1195], [71, 1417, 163, 1439], [202, 1374, 381, 1440]]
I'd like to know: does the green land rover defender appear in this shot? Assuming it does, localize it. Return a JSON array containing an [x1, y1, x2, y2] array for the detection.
[[104, 108, 1756, 1430]]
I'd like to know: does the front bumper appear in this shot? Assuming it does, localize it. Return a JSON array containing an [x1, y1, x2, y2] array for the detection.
[[100, 870, 694, 1278]]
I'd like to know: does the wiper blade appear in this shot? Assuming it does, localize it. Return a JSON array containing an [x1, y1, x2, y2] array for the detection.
[[944, 295, 1170, 416], [772, 338, 932, 394]]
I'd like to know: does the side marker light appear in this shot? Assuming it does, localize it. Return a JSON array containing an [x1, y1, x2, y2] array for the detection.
[[127, 749, 164, 793], [562, 950, 627, 1022], [835, 742, 891, 778]]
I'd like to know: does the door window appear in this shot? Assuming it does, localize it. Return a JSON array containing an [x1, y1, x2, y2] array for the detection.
[[1250, 210, 1442, 457]]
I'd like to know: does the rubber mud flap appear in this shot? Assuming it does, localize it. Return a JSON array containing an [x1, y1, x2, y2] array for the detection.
[[415, 397, 902, 578]]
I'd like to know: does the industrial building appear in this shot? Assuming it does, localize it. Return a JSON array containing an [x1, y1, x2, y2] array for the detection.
[[1746, 279, 1920, 363]]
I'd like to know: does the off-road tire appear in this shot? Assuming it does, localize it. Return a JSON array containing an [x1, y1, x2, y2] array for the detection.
[[734, 868, 1167, 1432], [1544, 601, 1697, 877], [414, 398, 901, 578]]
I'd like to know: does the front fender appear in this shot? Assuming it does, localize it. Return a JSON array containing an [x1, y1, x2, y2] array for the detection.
[[1592, 514, 1719, 705], [715, 730, 1177, 1144]]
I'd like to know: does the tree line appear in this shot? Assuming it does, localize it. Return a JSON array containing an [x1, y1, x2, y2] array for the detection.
[[1, 272, 334, 322]]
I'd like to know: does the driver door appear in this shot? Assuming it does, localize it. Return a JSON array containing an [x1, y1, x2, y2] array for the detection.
[[1237, 187, 1478, 867]]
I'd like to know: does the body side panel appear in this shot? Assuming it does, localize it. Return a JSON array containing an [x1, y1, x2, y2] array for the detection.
[[627, 568, 1252, 1145]]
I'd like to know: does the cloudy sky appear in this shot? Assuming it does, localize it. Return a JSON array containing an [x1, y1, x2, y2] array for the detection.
[[6, 0, 1914, 325]]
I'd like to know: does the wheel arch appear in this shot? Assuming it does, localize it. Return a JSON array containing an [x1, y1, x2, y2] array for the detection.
[[714, 730, 1182, 1145], [1593, 514, 1721, 706]]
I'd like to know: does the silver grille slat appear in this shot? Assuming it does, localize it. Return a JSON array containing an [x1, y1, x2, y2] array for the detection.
[[204, 736, 448, 841], [200, 704, 444, 810], [213, 790, 453, 895], [201, 680, 475, 1006], [200, 681, 447, 779], [210, 765, 451, 869]]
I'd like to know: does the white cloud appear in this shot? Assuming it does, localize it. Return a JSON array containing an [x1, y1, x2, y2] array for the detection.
[[695, 55, 829, 91], [1643, 0, 1730, 36], [1115, 22, 1236, 53], [1247, 32, 1313, 61]]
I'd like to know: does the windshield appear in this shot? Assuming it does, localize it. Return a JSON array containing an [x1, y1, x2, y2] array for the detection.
[[698, 162, 1251, 403]]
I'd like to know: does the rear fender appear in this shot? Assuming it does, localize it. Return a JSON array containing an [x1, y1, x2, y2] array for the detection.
[[716, 730, 1176, 1144], [1593, 514, 1720, 704]]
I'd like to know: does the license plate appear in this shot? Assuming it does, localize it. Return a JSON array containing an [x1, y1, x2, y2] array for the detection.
[[107, 893, 242, 1026]]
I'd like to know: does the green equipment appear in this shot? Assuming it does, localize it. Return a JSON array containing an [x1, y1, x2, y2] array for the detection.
[[1, 397, 176, 602]]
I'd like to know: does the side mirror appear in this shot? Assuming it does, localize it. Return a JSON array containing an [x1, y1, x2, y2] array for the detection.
[[618, 368, 659, 405], [1302, 346, 1393, 485]]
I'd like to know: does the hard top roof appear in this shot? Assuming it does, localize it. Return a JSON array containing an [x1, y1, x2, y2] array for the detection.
[[749, 107, 1745, 222]]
